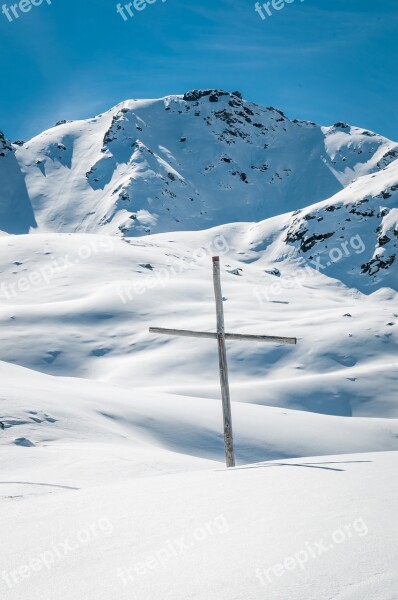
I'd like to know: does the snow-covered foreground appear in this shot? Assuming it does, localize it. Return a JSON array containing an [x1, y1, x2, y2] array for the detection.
[[1, 439, 397, 599], [2, 348, 396, 598], [0, 232, 397, 598]]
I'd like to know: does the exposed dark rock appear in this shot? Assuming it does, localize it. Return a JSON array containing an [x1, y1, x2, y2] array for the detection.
[[214, 109, 239, 126], [300, 232, 334, 253], [228, 268, 243, 276], [361, 254, 396, 275], [267, 107, 287, 119], [265, 268, 281, 277], [119, 190, 129, 202], [103, 113, 121, 146], [378, 235, 391, 247], [209, 93, 219, 103], [377, 148, 398, 169], [285, 221, 308, 244], [0, 131, 13, 156], [376, 189, 392, 200], [237, 110, 251, 124], [251, 164, 268, 172], [183, 89, 229, 102], [349, 206, 375, 217]]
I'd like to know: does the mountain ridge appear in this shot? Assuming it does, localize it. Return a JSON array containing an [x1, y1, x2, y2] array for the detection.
[[1, 89, 397, 238]]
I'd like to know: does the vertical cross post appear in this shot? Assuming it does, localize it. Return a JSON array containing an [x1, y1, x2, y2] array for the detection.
[[212, 256, 235, 468]]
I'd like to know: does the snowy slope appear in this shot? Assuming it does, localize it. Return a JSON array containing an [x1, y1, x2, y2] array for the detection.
[[1, 90, 397, 236], [0, 229, 397, 421], [1, 358, 398, 473], [282, 158, 398, 291], [1, 439, 397, 600]]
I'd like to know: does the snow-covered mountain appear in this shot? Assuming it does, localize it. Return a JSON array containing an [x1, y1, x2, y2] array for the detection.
[[1, 90, 397, 290], [1, 90, 397, 237]]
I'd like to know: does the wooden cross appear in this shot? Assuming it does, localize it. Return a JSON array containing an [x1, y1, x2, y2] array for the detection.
[[149, 256, 297, 468]]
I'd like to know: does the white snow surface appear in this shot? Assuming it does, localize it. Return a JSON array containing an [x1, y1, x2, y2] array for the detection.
[[0, 92, 398, 599], [0, 228, 397, 599], [1, 445, 397, 600]]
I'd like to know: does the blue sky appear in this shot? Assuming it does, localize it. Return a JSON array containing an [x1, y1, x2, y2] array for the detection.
[[0, 0, 397, 141]]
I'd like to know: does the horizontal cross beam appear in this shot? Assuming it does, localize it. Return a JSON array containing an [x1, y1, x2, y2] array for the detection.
[[149, 327, 297, 345]]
